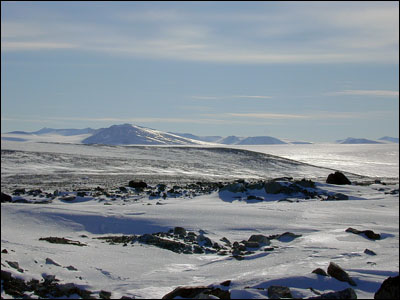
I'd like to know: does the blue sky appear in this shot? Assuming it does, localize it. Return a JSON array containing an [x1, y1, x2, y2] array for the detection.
[[1, 1, 399, 142]]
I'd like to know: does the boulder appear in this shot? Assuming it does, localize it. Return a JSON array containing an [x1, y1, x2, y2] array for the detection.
[[312, 268, 329, 276], [326, 171, 351, 185], [267, 285, 293, 299], [1, 192, 12, 203], [248, 234, 271, 245], [327, 262, 356, 286], [374, 275, 399, 299], [308, 288, 357, 299]]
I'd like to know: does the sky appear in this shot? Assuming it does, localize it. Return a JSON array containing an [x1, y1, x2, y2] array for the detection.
[[1, 1, 399, 142]]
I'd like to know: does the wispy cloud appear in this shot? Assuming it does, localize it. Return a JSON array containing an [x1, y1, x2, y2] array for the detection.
[[205, 110, 394, 120], [1, 2, 398, 64], [326, 90, 399, 97], [192, 95, 273, 100], [227, 113, 307, 119]]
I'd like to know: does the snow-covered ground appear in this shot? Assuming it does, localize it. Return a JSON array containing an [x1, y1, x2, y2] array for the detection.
[[1, 140, 399, 299]]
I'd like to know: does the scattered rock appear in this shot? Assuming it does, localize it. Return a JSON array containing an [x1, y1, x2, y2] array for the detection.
[[6, 261, 24, 273], [65, 265, 78, 271], [307, 288, 357, 299], [327, 262, 356, 286], [267, 285, 293, 299], [364, 249, 377, 256], [374, 275, 399, 299], [45, 258, 62, 267], [312, 268, 329, 276], [345, 227, 381, 240], [326, 171, 351, 185], [39, 237, 87, 246]]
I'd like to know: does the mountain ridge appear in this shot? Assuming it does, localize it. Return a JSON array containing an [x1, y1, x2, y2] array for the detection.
[[3, 124, 399, 145]]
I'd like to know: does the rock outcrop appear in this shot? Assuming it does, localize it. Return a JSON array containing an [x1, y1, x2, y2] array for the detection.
[[374, 275, 399, 299]]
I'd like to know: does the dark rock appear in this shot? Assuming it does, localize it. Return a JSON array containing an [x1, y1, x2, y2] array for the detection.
[[345, 227, 381, 240], [312, 268, 329, 276], [220, 280, 231, 287], [2, 249, 8, 254], [248, 234, 271, 245], [161, 286, 209, 299], [173, 227, 187, 236], [326, 171, 351, 185], [59, 195, 76, 201], [162, 286, 231, 299], [138, 234, 188, 253], [96, 235, 136, 244], [1, 192, 12, 203], [99, 290, 112, 299], [6, 261, 20, 270], [374, 275, 399, 299], [242, 241, 260, 249], [295, 179, 316, 188], [247, 195, 264, 201], [364, 249, 377, 255], [327, 262, 356, 286], [307, 287, 357, 299], [267, 285, 293, 299], [326, 193, 349, 200], [13, 188, 26, 195], [264, 181, 284, 194], [39, 237, 87, 246], [12, 198, 30, 203], [197, 235, 213, 247], [221, 182, 247, 193], [65, 265, 78, 271], [220, 237, 231, 246], [193, 245, 205, 254], [270, 232, 302, 242], [128, 181, 148, 189], [45, 258, 62, 266]]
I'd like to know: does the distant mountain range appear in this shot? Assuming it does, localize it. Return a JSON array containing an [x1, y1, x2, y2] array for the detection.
[[2, 124, 399, 145], [8, 127, 96, 136], [336, 137, 399, 144]]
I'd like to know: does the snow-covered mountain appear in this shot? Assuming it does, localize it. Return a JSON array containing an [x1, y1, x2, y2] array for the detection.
[[379, 136, 399, 143], [81, 124, 208, 145], [336, 137, 384, 144], [173, 133, 287, 145]]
